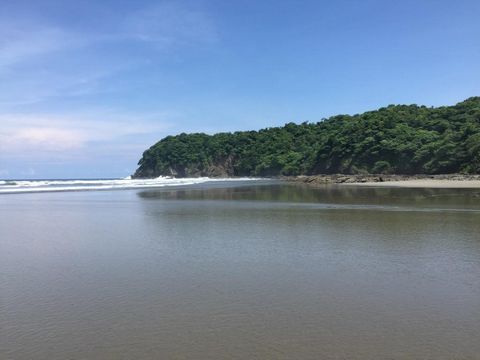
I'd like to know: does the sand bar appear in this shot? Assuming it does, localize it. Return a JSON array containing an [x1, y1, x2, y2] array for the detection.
[[348, 179, 480, 188]]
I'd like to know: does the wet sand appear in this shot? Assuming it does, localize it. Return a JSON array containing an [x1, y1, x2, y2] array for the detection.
[[2, 183, 480, 359]]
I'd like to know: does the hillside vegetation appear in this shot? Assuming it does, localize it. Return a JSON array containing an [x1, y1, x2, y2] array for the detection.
[[133, 97, 480, 178]]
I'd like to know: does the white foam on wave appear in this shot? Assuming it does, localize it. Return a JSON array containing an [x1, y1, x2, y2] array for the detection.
[[0, 176, 263, 194]]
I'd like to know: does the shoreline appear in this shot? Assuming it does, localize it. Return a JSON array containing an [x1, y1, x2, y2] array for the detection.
[[283, 174, 480, 188]]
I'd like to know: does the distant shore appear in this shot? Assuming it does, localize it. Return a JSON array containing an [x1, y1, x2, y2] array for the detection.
[[284, 174, 480, 188]]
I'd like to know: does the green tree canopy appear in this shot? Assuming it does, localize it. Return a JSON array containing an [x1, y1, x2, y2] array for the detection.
[[134, 97, 480, 178]]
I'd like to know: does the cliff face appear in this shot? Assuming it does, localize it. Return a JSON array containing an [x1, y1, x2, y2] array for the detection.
[[133, 97, 480, 178], [162, 159, 235, 178], [133, 154, 236, 178]]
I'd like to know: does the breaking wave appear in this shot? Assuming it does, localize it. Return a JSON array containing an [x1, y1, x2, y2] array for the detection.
[[0, 177, 262, 194]]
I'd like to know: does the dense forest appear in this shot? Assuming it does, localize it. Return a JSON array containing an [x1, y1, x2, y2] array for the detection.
[[133, 97, 480, 178]]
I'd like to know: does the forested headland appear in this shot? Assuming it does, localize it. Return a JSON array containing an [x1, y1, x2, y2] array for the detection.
[[133, 97, 480, 178]]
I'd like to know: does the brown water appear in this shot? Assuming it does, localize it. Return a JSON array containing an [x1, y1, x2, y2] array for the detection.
[[1, 181, 480, 359]]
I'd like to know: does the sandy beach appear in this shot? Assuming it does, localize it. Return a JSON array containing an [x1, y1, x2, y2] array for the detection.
[[286, 174, 480, 188], [348, 179, 480, 188]]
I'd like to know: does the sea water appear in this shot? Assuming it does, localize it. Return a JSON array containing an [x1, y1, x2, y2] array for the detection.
[[1, 181, 480, 359]]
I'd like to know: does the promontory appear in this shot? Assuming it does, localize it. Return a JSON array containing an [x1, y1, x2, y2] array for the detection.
[[133, 97, 480, 179]]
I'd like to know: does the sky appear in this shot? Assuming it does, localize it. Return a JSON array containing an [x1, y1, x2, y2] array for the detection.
[[1, 0, 479, 179]]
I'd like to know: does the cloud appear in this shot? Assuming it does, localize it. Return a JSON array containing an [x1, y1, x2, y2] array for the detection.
[[0, 2, 218, 109], [0, 63, 135, 107], [4, 127, 86, 152], [0, 21, 113, 106], [0, 22, 79, 69], [0, 1, 218, 178], [123, 1, 218, 47], [0, 110, 173, 159]]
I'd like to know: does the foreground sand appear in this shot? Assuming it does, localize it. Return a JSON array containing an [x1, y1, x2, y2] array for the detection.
[[347, 179, 480, 188]]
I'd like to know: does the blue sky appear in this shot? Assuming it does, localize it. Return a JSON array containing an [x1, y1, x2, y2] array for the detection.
[[1, 0, 479, 179]]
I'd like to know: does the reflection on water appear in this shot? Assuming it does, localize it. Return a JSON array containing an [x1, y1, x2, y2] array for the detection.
[[1, 182, 480, 359], [138, 182, 480, 210]]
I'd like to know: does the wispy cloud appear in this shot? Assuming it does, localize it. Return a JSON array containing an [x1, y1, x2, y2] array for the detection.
[[123, 1, 218, 47], [0, 22, 76, 69], [0, 1, 218, 107], [0, 110, 174, 158], [3, 127, 86, 152], [0, 62, 137, 107], [0, 1, 219, 178]]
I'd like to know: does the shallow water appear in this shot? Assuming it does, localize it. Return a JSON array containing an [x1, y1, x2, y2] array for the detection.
[[1, 181, 480, 359]]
